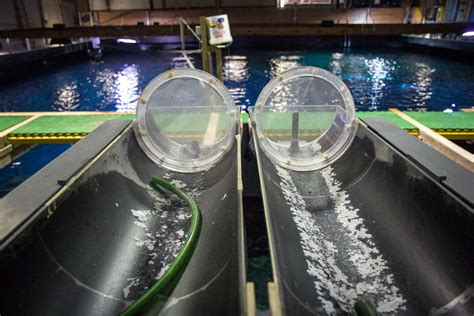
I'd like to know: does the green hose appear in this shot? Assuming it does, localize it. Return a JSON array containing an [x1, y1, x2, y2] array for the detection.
[[120, 176, 202, 316], [355, 299, 378, 316]]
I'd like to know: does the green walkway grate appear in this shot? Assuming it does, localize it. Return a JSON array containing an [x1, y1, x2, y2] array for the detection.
[[0, 116, 30, 132], [357, 111, 417, 130], [239, 111, 418, 131], [406, 112, 474, 130], [2, 111, 472, 143], [10, 114, 134, 135]]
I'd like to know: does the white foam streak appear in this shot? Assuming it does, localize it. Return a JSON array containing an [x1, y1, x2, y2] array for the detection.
[[276, 165, 406, 313]]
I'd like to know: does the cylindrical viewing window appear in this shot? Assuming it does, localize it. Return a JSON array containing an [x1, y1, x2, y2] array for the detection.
[[254, 67, 357, 171], [135, 69, 238, 172]]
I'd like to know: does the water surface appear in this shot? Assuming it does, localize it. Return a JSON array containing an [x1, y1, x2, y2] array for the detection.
[[1, 48, 473, 196]]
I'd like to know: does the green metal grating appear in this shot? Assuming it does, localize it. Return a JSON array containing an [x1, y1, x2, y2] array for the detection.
[[3, 111, 473, 139], [0, 116, 29, 132], [357, 111, 417, 130], [240, 111, 418, 130], [10, 115, 134, 135], [154, 113, 233, 134], [261, 112, 336, 131], [406, 112, 474, 130]]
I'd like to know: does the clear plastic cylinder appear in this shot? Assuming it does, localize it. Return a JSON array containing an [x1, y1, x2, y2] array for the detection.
[[135, 69, 238, 172], [253, 67, 357, 171]]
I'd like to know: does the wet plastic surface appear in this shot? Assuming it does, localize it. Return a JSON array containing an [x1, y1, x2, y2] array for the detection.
[[254, 120, 474, 315], [0, 122, 244, 315]]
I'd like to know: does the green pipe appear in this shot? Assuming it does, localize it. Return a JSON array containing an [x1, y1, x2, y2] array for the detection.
[[120, 176, 202, 316], [355, 299, 378, 316]]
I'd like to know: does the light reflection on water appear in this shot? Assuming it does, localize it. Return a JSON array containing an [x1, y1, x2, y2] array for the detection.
[[412, 62, 434, 109], [219, 50, 457, 111], [171, 55, 197, 69], [364, 57, 397, 111], [114, 64, 139, 112], [94, 68, 115, 108], [55, 82, 80, 111], [225, 55, 251, 107], [269, 55, 302, 77], [1, 50, 472, 113], [53, 64, 140, 112], [330, 52, 344, 76], [225, 55, 249, 81], [265, 56, 302, 112], [0, 49, 473, 197]]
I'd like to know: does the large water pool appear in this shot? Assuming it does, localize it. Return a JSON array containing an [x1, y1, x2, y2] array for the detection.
[[1, 47, 474, 196], [2, 48, 474, 113]]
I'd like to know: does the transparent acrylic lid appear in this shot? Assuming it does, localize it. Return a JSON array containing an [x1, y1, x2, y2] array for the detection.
[[135, 69, 238, 172], [254, 67, 357, 171]]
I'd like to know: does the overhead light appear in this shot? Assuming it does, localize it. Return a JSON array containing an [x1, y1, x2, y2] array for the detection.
[[117, 38, 137, 44], [462, 31, 474, 37]]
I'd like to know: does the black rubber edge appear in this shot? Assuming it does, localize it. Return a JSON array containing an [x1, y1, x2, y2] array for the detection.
[[361, 117, 474, 207], [0, 120, 132, 248]]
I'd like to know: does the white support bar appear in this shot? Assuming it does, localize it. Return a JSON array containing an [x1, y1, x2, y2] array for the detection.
[[389, 108, 474, 172]]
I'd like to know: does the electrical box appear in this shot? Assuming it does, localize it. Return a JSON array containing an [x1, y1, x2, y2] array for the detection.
[[206, 14, 233, 46]]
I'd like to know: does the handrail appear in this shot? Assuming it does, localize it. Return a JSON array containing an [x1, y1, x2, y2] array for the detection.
[[180, 17, 202, 43], [119, 176, 202, 315], [181, 51, 195, 69]]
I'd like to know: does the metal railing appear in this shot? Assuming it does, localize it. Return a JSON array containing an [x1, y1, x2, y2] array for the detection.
[[178, 17, 202, 69]]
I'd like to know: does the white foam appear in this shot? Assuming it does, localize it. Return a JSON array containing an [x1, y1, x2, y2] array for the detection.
[[156, 264, 169, 280], [133, 221, 148, 229], [133, 237, 145, 247], [123, 277, 140, 299], [126, 177, 198, 301], [170, 179, 186, 189], [131, 209, 152, 222], [275, 165, 406, 314], [321, 166, 406, 313]]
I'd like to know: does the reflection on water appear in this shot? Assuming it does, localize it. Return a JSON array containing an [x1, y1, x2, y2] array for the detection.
[[269, 55, 301, 77], [364, 57, 396, 110], [171, 55, 197, 69], [264, 82, 293, 112], [53, 64, 140, 112], [225, 55, 251, 107], [1, 49, 473, 198], [114, 64, 140, 112], [225, 56, 249, 82], [259, 55, 302, 111], [55, 82, 80, 111], [220, 51, 472, 111], [94, 68, 115, 104], [412, 62, 434, 110], [330, 52, 344, 76], [228, 87, 248, 107], [1, 49, 473, 113]]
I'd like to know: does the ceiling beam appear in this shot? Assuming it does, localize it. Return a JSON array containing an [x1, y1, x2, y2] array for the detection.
[[0, 23, 471, 38]]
